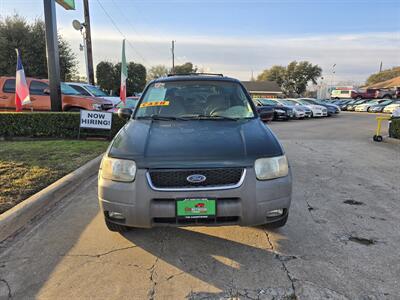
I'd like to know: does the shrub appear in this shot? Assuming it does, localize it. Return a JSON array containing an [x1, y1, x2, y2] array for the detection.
[[389, 118, 400, 139], [0, 112, 127, 139]]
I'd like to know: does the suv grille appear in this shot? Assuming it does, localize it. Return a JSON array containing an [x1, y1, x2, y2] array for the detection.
[[148, 168, 244, 190]]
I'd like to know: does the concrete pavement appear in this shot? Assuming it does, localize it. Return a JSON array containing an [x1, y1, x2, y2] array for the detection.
[[0, 112, 399, 299]]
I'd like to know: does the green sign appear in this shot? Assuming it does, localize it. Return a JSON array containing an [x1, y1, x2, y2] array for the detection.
[[56, 0, 75, 10], [177, 199, 216, 218]]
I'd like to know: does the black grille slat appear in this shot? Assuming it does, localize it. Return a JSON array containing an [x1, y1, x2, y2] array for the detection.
[[149, 168, 243, 189]]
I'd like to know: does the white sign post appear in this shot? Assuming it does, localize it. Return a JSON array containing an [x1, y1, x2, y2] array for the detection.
[[78, 110, 113, 139]]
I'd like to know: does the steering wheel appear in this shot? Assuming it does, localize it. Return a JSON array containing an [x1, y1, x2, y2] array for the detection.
[[209, 107, 226, 116]]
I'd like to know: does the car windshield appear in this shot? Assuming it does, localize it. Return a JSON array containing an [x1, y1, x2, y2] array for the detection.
[[380, 100, 392, 105], [135, 80, 255, 120], [295, 99, 310, 105], [85, 85, 108, 97], [117, 98, 139, 109], [258, 99, 277, 105], [61, 83, 80, 95], [278, 100, 295, 106]]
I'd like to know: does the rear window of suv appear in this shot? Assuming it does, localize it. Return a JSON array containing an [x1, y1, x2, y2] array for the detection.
[[136, 80, 255, 119]]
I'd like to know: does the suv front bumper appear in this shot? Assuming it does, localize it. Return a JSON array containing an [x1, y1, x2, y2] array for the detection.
[[98, 167, 292, 228]]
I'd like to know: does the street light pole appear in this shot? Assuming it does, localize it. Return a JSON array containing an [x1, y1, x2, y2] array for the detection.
[[171, 40, 175, 74], [43, 0, 62, 111], [83, 0, 94, 85]]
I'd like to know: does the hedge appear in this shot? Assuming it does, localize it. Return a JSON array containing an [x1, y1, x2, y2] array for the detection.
[[389, 118, 400, 139], [0, 112, 127, 139]]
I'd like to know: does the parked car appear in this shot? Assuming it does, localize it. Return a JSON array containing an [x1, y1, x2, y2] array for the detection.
[[383, 101, 400, 114], [368, 100, 394, 113], [291, 99, 327, 117], [66, 82, 120, 106], [354, 99, 387, 112], [276, 99, 308, 119], [346, 99, 368, 111], [253, 102, 274, 122], [351, 88, 396, 100], [107, 97, 140, 113], [334, 99, 352, 110], [300, 98, 340, 116], [99, 74, 292, 232], [254, 98, 293, 120], [0, 76, 113, 111]]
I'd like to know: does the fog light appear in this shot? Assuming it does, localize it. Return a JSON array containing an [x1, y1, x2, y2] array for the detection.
[[266, 209, 284, 218], [108, 211, 125, 220]]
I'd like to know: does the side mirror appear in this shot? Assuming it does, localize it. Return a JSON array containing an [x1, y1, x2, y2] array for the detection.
[[118, 108, 133, 120], [43, 88, 50, 95]]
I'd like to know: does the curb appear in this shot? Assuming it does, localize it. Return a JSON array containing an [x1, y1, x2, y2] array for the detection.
[[385, 137, 400, 145], [0, 154, 103, 243]]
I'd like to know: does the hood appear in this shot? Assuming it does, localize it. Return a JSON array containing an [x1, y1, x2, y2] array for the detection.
[[100, 96, 120, 105], [307, 104, 325, 110], [70, 95, 113, 104], [108, 118, 283, 168]]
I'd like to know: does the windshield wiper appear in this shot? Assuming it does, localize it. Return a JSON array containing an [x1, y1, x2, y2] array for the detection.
[[136, 115, 188, 121], [181, 114, 240, 121]]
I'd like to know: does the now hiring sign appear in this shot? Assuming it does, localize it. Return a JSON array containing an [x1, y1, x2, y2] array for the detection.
[[80, 110, 113, 130]]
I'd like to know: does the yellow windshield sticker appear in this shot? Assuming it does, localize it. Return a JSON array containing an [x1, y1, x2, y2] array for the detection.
[[140, 101, 170, 108]]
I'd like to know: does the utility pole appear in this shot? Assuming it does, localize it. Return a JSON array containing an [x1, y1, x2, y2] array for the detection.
[[83, 0, 94, 85], [171, 40, 175, 74], [43, 0, 62, 111], [379, 61, 383, 73]]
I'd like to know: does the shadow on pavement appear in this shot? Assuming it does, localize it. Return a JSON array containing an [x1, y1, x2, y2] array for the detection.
[[122, 226, 290, 298]]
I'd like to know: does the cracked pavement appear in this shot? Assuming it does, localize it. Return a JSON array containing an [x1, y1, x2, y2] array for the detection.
[[0, 112, 399, 299]]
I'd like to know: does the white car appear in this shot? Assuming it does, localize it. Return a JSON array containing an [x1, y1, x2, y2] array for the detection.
[[355, 99, 386, 112], [383, 101, 400, 114], [276, 99, 306, 118], [66, 82, 120, 106], [291, 99, 327, 117]]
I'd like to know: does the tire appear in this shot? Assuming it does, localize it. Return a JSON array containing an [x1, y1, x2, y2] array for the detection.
[[310, 111, 314, 118], [105, 219, 129, 232], [383, 95, 391, 99], [356, 96, 362, 100], [373, 135, 383, 142], [263, 213, 289, 229]]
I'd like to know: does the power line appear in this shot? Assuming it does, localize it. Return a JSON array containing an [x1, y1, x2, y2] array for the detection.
[[95, 0, 149, 65]]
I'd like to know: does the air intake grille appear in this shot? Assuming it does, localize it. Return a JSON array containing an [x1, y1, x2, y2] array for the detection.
[[148, 168, 244, 189]]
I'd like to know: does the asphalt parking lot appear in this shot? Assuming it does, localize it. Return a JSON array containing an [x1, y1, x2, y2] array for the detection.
[[0, 112, 399, 299]]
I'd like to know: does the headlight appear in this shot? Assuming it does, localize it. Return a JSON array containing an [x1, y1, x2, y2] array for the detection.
[[101, 156, 136, 182], [92, 103, 102, 110], [255, 155, 289, 180], [275, 109, 285, 114]]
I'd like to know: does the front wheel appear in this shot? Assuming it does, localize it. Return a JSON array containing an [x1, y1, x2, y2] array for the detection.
[[105, 219, 129, 232]]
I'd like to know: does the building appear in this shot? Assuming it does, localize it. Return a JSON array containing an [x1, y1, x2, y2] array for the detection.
[[241, 81, 283, 98]]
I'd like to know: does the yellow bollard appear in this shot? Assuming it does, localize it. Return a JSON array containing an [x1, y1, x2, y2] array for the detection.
[[373, 116, 391, 142]]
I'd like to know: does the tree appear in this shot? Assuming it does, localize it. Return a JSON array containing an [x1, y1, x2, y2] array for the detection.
[[96, 61, 115, 93], [173, 62, 197, 74], [257, 61, 321, 97], [96, 61, 147, 96], [147, 65, 169, 81], [366, 66, 400, 86], [0, 15, 78, 81]]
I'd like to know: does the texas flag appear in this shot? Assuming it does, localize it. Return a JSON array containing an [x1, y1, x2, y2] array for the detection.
[[15, 49, 31, 112], [120, 39, 127, 104]]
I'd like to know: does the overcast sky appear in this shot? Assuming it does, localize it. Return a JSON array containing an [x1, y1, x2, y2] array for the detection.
[[1, 0, 399, 84]]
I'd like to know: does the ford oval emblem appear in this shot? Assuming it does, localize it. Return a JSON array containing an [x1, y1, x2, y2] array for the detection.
[[187, 174, 207, 183]]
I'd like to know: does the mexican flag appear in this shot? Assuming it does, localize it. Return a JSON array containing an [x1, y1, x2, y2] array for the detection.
[[120, 39, 127, 103]]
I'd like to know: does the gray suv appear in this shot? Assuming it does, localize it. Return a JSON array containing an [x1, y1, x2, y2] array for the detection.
[[98, 74, 292, 232]]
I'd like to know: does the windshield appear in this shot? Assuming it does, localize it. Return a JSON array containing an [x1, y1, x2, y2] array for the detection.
[[295, 99, 310, 105], [85, 85, 108, 97], [301, 98, 317, 105], [135, 80, 255, 119], [258, 99, 278, 106], [278, 99, 295, 106], [61, 83, 80, 95]]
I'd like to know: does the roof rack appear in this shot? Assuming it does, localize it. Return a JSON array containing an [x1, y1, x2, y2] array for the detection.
[[167, 72, 224, 77]]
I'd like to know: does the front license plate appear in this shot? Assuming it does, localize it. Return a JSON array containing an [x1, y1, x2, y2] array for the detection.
[[176, 198, 216, 219]]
